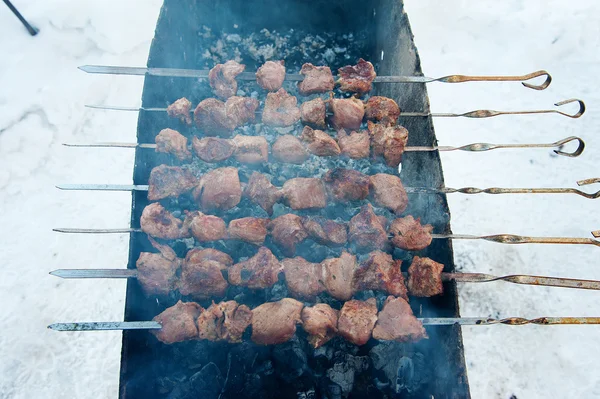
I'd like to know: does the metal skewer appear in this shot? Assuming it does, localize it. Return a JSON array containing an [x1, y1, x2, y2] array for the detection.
[[85, 98, 585, 119], [47, 316, 600, 331], [55, 178, 600, 199], [79, 65, 552, 90], [49, 268, 600, 291], [63, 136, 585, 158]]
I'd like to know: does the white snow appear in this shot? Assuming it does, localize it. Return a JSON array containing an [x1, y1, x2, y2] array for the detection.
[[0, 0, 598, 398]]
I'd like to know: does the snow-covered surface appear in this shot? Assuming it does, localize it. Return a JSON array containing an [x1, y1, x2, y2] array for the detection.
[[0, 0, 598, 397]]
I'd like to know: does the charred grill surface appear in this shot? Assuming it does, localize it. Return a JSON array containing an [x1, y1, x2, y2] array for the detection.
[[122, 1, 468, 398]]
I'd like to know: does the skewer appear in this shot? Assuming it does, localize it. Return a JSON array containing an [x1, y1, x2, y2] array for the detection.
[[79, 65, 552, 90], [47, 316, 600, 331], [55, 178, 600, 199], [85, 98, 585, 119], [49, 268, 600, 291], [62, 136, 585, 158]]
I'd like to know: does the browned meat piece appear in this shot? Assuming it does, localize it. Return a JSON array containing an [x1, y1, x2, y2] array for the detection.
[[166, 97, 192, 125], [348, 204, 389, 252], [281, 177, 327, 210], [192, 137, 235, 163], [389, 216, 433, 251], [368, 122, 409, 167], [297, 63, 335, 95], [155, 128, 192, 161], [365, 96, 400, 126], [232, 134, 268, 164], [194, 96, 259, 136], [337, 59, 376, 94], [272, 135, 309, 164], [353, 251, 408, 300], [197, 301, 252, 343], [321, 252, 357, 301], [302, 216, 348, 247], [251, 298, 304, 345], [185, 248, 233, 268], [209, 60, 245, 99], [337, 129, 370, 159], [140, 203, 189, 240], [301, 304, 338, 348], [193, 167, 241, 211], [148, 165, 198, 201], [369, 173, 409, 214], [152, 301, 203, 344], [300, 126, 340, 157], [136, 252, 180, 296], [268, 214, 309, 256], [256, 60, 286, 91], [225, 96, 260, 127], [373, 296, 427, 342], [322, 168, 370, 203], [337, 298, 378, 346], [228, 217, 268, 245], [282, 257, 324, 299], [182, 211, 227, 242], [330, 97, 365, 131], [262, 88, 301, 127], [243, 172, 282, 215], [228, 247, 282, 289], [300, 97, 327, 128], [179, 255, 229, 300], [407, 256, 445, 297]]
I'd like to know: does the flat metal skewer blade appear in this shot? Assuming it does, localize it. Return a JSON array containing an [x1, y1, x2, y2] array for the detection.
[[50, 269, 137, 278], [53, 228, 140, 234], [48, 321, 161, 331], [63, 142, 156, 149], [444, 273, 600, 290], [56, 184, 149, 191]]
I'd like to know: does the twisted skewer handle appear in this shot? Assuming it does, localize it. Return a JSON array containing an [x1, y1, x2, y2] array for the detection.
[[434, 233, 600, 247], [435, 70, 551, 90]]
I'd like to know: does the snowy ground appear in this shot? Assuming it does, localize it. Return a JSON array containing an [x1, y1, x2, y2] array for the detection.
[[0, 0, 598, 398]]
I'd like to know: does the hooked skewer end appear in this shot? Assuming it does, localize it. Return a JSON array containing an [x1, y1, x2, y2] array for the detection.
[[554, 99, 585, 118], [552, 136, 585, 157], [521, 70, 552, 90], [592, 230, 600, 239]]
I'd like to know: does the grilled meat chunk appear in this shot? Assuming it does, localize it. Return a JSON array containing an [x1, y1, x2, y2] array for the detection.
[[262, 88, 301, 127], [226, 96, 260, 126], [373, 296, 427, 342], [272, 135, 309, 164], [297, 63, 335, 95], [321, 252, 357, 301], [389, 216, 433, 251], [155, 128, 192, 161], [228, 247, 282, 289], [192, 137, 235, 163], [337, 298, 378, 346], [268, 214, 309, 256], [337, 58, 376, 94], [408, 256, 445, 297], [337, 129, 370, 159], [322, 168, 370, 203], [141, 203, 189, 239], [282, 257, 324, 300], [197, 301, 252, 343], [148, 165, 197, 201], [194, 96, 259, 136], [365, 96, 400, 126], [369, 173, 409, 214], [209, 60, 245, 99], [301, 304, 338, 348], [348, 204, 389, 252], [243, 172, 282, 215], [152, 301, 203, 344], [300, 97, 327, 128], [179, 258, 229, 300], [251, 298, 304, 345], [136, 252, 180, 297], [193, 167, 241, 211], [302, 216, 348, 247], [368, 122, 409, 167], [185, 248, 233, 268], [354, 251, 408, 300], [256, 60, 286, 91], [300, 126, 341, 157], [330, 97, 365, 131], [227, 217, 269, 245], [232, 134, 269, 164], [183, 211, 227, 242], [281, 177, 327, 210], [166, 97, 192, 125]]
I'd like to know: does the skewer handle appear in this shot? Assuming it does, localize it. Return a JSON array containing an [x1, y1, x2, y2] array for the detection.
[[436, 70, 551, 90], [433, 233, 600, 247], [50, 269, 137, 278], [48, 321, 161, 331], [445, 273, 600, 290]]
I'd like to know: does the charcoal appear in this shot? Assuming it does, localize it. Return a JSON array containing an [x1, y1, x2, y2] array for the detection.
[[272, 336, 308, 382], [369, 342, 428, 395], [268, 280, 289, 301], [189, 362, 224, 398], [325, 353, 369, 395], [297, 388, 317, 399]]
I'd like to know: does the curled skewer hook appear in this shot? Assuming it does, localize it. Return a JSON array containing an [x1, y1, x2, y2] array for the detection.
[[553, 136, 585, 157], [554, 99, 586, 119], [575, 178, 600, 199], [521, 70, 552, 90]]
